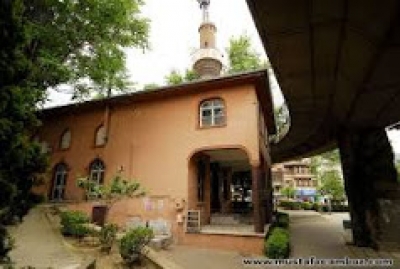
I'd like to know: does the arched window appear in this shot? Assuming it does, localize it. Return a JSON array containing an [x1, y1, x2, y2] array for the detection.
[[89, 159, 105, 185], [199, 98, 226, 127], [51, 163, 68, 200], [60, 129, 71, 149], [95, 125, 106, 146]]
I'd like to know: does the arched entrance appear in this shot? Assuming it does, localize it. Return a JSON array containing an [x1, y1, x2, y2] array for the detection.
[[188, 147, 268, 233]]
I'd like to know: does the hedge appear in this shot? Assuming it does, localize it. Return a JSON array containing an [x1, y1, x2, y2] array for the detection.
[[264, 227, 290, 258]]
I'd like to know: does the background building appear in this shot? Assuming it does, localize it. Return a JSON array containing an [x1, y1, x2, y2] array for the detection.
[[272, 159, 317, 202]]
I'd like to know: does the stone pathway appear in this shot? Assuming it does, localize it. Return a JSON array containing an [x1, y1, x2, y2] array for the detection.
[[8, 206, 84, 269]]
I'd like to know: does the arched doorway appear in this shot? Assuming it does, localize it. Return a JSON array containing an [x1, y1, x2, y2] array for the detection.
[[188, 147, 265, 231]]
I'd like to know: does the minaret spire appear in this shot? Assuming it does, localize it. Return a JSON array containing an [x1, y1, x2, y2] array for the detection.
[[199, 0, 210, 22], [193, 0, 223, 78]]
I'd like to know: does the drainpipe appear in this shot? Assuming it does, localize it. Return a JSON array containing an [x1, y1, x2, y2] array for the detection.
[[104, 88, 112, 143]]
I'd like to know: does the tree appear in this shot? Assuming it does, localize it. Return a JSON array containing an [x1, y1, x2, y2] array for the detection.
[[184, 69, 200, 82], [77, 172, 145, 222], [23, 0, 150, 100], [318, 170, 345, 202], [281, 186, 296, 199], [271, 104, 290, 143], [310, 149, 346, 203], [0, 0, 150, 261], [225, 34, 266, 74], [165, 70, 184, 85], [142, 83, 160, 91], [164, 68, 199, 85], [310, 149, 341, 177], [0, 0, 47, 261]]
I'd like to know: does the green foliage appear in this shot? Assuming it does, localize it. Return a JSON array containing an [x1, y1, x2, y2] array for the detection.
[[312, 202, 321, 212], [281, 186, 296, 199], [99, 223, 119, 253], [23, 0, 150, 99], [165, 69, 199, 86], [272, 104, 290, 142], [318, 170, 345, 202], [60, 210, 90, 238], [279, 200, 301, 210], [142, 83, 160, 91], [77, 172, 145, 204], [265, 228, 290, 258], [184, 69, 200, 81], [119, 227, 154, 265], [77, 173, 145, 224], [165, 70, 184, 85], [310, 149, 341, 176], [276, 212, 289, 229], [0, 0, 48, 260], [310, 149, 345, 201], [226, 34, 266, 74], [301, 201, 313, 210]]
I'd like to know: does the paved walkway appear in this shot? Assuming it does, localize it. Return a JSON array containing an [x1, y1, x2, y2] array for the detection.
[[162, 246, 246, 269], [6, 208, 400, 268], [8, 206, 83, 268], [162, 211, 400, 269]]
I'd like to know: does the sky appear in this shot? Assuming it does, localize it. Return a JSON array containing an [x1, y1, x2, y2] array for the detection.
[[46, 0, 400, 155], [48, 0, 273, 105]]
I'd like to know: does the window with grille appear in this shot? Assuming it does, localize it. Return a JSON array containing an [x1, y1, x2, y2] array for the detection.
[[89, 159, 105, 185], [199, 98, 225, 127], [51, 163, 68, 200]]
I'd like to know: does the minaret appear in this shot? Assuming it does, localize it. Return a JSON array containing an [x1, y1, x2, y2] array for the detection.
[[192, 0, 223, 78]]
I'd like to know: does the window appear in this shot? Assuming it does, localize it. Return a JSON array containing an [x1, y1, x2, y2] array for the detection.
[[89, 159, 105, 185], [199, 98, 225, 127], [51, 163, 68, 200], [41, 141, 51, 154], [60, 129, 71, 149], [95, 125, 106, 146]]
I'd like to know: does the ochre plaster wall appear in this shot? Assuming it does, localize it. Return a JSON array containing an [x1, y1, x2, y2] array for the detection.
[[38, 84, 263, 253], [39, 85, 260, 200]]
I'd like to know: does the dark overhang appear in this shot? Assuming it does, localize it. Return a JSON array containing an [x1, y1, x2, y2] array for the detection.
[[247, 0, 400, 162]]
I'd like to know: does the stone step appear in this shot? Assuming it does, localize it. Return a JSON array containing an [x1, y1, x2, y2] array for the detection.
[[210, 214, 252, 225]]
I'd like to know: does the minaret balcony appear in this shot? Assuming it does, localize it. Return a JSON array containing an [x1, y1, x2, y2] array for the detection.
[[192, 48, 224, 64]]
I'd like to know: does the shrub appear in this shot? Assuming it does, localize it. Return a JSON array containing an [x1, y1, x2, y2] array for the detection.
[[60, 210, 90, 238], [301, 202, 313, 210], [99, 223, 119, 253], [312, 202, 321, 211], [119, 227, 154, 265], [279, 200, 301, 210], [331, 204, 349, 212], [276, 212, 289, 228], [265, 228, 290, 258], [265, 212, 289, 240]]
